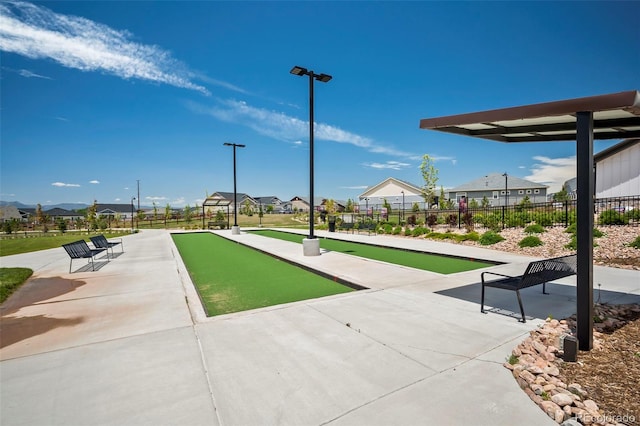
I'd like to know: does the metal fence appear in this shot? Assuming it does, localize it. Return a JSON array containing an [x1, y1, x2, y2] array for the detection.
[[339, 195, 640, 229]]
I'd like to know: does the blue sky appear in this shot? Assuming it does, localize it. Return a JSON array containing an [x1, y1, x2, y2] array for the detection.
[[1, 1, 638, 208]]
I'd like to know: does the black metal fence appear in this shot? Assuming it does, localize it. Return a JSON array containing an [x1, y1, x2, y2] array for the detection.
[[340, 195, 640, 230]]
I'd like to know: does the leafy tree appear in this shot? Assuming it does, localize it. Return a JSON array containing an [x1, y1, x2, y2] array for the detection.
[[439, 186, 447, 210], [412, 202, 420, 213], [553, 185, 570, 202], [35, 203, 44, 226], [184, 205, 193, 223], [242, 200, 253, 216], [325, 199, 336, 215], [56, 218, 67, 233], [469, 198, 479, 209], [382, 198, 392, 218], [420, 154, 439, 208], [266, 205, 274, 214], [86, 201, 98, 231], [345, 199, 354, 213], [165, 203, 171, 227], [481, 196, 490, 208], [153, 202, 159, 223]]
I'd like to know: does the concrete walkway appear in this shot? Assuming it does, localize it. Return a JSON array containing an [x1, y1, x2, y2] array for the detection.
[[1, 229, 638, 425]]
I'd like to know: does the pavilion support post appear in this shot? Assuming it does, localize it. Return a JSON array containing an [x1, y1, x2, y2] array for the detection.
[[576, 111, 594, 351]]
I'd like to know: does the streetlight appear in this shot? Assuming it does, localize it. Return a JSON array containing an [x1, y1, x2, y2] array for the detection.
[[401, 190, 405, 222], [290, 65, 332, 256], [364, 197, 370, 218], [502, 172, 509, 206], [130, 197, 136, 233], [224, 142, 246, 235]]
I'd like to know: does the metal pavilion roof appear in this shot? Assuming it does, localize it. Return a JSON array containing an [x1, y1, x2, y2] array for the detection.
[[419, 90, 640, 142]]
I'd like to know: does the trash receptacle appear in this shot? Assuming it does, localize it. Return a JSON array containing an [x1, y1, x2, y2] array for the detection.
[[328, 216, 336, 232]]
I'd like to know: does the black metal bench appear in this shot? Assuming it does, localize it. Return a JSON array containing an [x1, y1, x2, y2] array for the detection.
[[208, 221, 227, 229], [338, 222, 355, 233], [90, 234, 123, 259], [481, 254, 577, 322], [62, 240, 108, 273]]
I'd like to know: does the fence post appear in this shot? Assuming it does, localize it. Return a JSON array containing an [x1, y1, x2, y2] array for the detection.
[[502, 206, 506, 229], [565, 201, 569, 227]]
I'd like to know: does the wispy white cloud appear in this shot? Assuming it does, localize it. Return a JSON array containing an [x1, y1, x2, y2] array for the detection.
[[52, 181, 80, 187], [89, 180, 100, 184], [0, 1, 209, 95], [341, 185, 369, 190], [188, 98, 419, 159], [525, 155, 576, 193], [361, 161, 411, 171], [19, 68, 50, 79], [146, 196, 167, 201]]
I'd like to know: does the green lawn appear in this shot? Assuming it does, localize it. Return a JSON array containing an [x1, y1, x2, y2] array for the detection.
[[171, 232, 354, 316], [0, 267, 33, 303], [0, 231, 131, 257], [249, 229, 495, 274]]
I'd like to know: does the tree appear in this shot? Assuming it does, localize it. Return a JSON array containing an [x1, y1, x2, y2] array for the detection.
[[164, 203, 171, 227], [420, 154, 439, 208], [35, 203, 44, 226], [345, 199, 354, 213], [412, 202, 420, 213], [439, 186, 447, 210], [553, 185, 570, 202], [153, 202, 158, 224], [382, 198, 392, 218], [86, 201, 98, 231], [183, 205, 192, 223], [481, 196, 490, 208], [324, 199, 336, 215]]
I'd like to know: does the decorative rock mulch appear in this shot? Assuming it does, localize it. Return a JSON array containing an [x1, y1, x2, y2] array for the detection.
[[504, 303, 640, 426]]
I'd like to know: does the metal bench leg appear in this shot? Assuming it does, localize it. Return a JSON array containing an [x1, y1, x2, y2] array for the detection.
[[481, 283, 486, 314], [542, 282, 548, 295], [69, 259, 73, 274], [516, 290, 526, 323]]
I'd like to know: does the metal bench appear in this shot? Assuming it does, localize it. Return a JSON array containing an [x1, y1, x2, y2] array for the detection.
[[481, 254, 577, 322], [208, 221, 227, 229], [90, 234, 123, 259], [62, 240, 108, 273]]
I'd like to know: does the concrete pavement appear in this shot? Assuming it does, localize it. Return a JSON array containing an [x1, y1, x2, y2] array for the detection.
[[1, 228, 638, 425]]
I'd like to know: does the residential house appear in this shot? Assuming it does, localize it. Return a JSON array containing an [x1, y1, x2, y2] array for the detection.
[[290, 196, 324, 213], [254, 196, 285, 214], [96, 203, 137, 220], [594, 138, 639, 198], [447, 173, 548, 207], [205, 192, 256, 215], [358, 177, 424, 212]]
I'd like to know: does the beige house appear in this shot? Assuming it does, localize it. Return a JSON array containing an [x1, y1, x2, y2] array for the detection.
[[358, 177, 424, 212]]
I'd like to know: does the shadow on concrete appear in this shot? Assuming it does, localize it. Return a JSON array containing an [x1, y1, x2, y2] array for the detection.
[[71, 260, 109, 273], [0, 276, 88, 348], [436, 281, 640, 323]]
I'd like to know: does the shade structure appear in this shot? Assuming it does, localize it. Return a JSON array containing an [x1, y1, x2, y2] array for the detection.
[[419, 90, 640, 351]]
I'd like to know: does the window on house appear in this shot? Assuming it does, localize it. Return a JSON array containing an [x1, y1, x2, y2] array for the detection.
[[526, 190, 532, 194], [518, 190, 524, 194], [493, 191, 499, 199], [534, 189, 540, 194]]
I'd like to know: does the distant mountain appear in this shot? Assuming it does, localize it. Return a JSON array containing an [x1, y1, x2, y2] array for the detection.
[[0, 201, 89, 211]]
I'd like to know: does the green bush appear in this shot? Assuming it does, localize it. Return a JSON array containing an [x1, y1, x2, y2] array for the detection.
[[524, 224, 545, 234], [533, 213, 553, 227], [598, 209, 628, 225], [458, 231, 480, 242], [479, 231, 505, 246], [392, 225, 402, 235], [519, 235, 543, 248], [629, 236, 640, 249], [624, 209, 640, 221], [412, 226, 429, 237], [404, 227, 412, 236], [565, 223, 576, 234]]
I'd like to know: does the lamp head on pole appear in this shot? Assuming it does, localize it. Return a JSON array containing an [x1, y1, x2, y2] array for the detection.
[[290, 66, 308, 76]]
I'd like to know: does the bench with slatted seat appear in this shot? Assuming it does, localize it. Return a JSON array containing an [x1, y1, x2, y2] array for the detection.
[[481, 254, 577, 322], [90, 234, 123, 259], [62, 240, 108, 273]]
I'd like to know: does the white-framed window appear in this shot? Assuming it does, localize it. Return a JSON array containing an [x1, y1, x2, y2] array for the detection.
[[518, 190, 524, 195], [534, 189, 540, 194], [493, 191, 500, 199], [526, 189, 532, 194], [500, 190, 511, 195]]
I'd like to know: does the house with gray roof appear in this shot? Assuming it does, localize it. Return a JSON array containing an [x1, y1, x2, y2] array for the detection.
[[447, 173, 548, 207]]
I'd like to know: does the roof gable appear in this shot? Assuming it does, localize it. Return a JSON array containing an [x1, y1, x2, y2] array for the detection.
[[360, 177, 423, 198], [448, 173, 548, 192]]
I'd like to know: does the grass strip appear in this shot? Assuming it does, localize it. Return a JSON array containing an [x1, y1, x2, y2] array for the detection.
[[0, 232, 130, 257], [0, 267, 33, 303], [172, 232, 353, 316], [249, 230, 494, 274]]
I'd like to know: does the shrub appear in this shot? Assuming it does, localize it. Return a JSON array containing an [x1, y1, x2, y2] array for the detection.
[[519, 235, 543, 248], [565, 223, 576, 234], [392, 225, 402, 235], [406, 215, 417, 226], [426, 214, 438, 228], [412, 227, 429, 237], [458, 231, 480, 242], [479, 231, 505, 246], [446, 214, 457, 227], [598, 209, 628, 225], [628, 236, 640, 249], [625, 209, 640, 222], [524, 224, 545, 234], [382, 223, 393, 234], [404, 227, 412, 236], [462, 212, 473, 228]]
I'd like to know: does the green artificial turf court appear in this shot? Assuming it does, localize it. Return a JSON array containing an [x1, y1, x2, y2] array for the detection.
[[249, 229, 495, 274], [172, 232, 354, 316]]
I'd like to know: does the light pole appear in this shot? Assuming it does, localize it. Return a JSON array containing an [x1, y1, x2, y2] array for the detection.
[[401, 190, 405, 222], [502, 172, 509, 206], [130, 197, 136, 233], [224, 142, 246, 235], [364, 197, 369, 218], [290, 65, 332, 256]]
